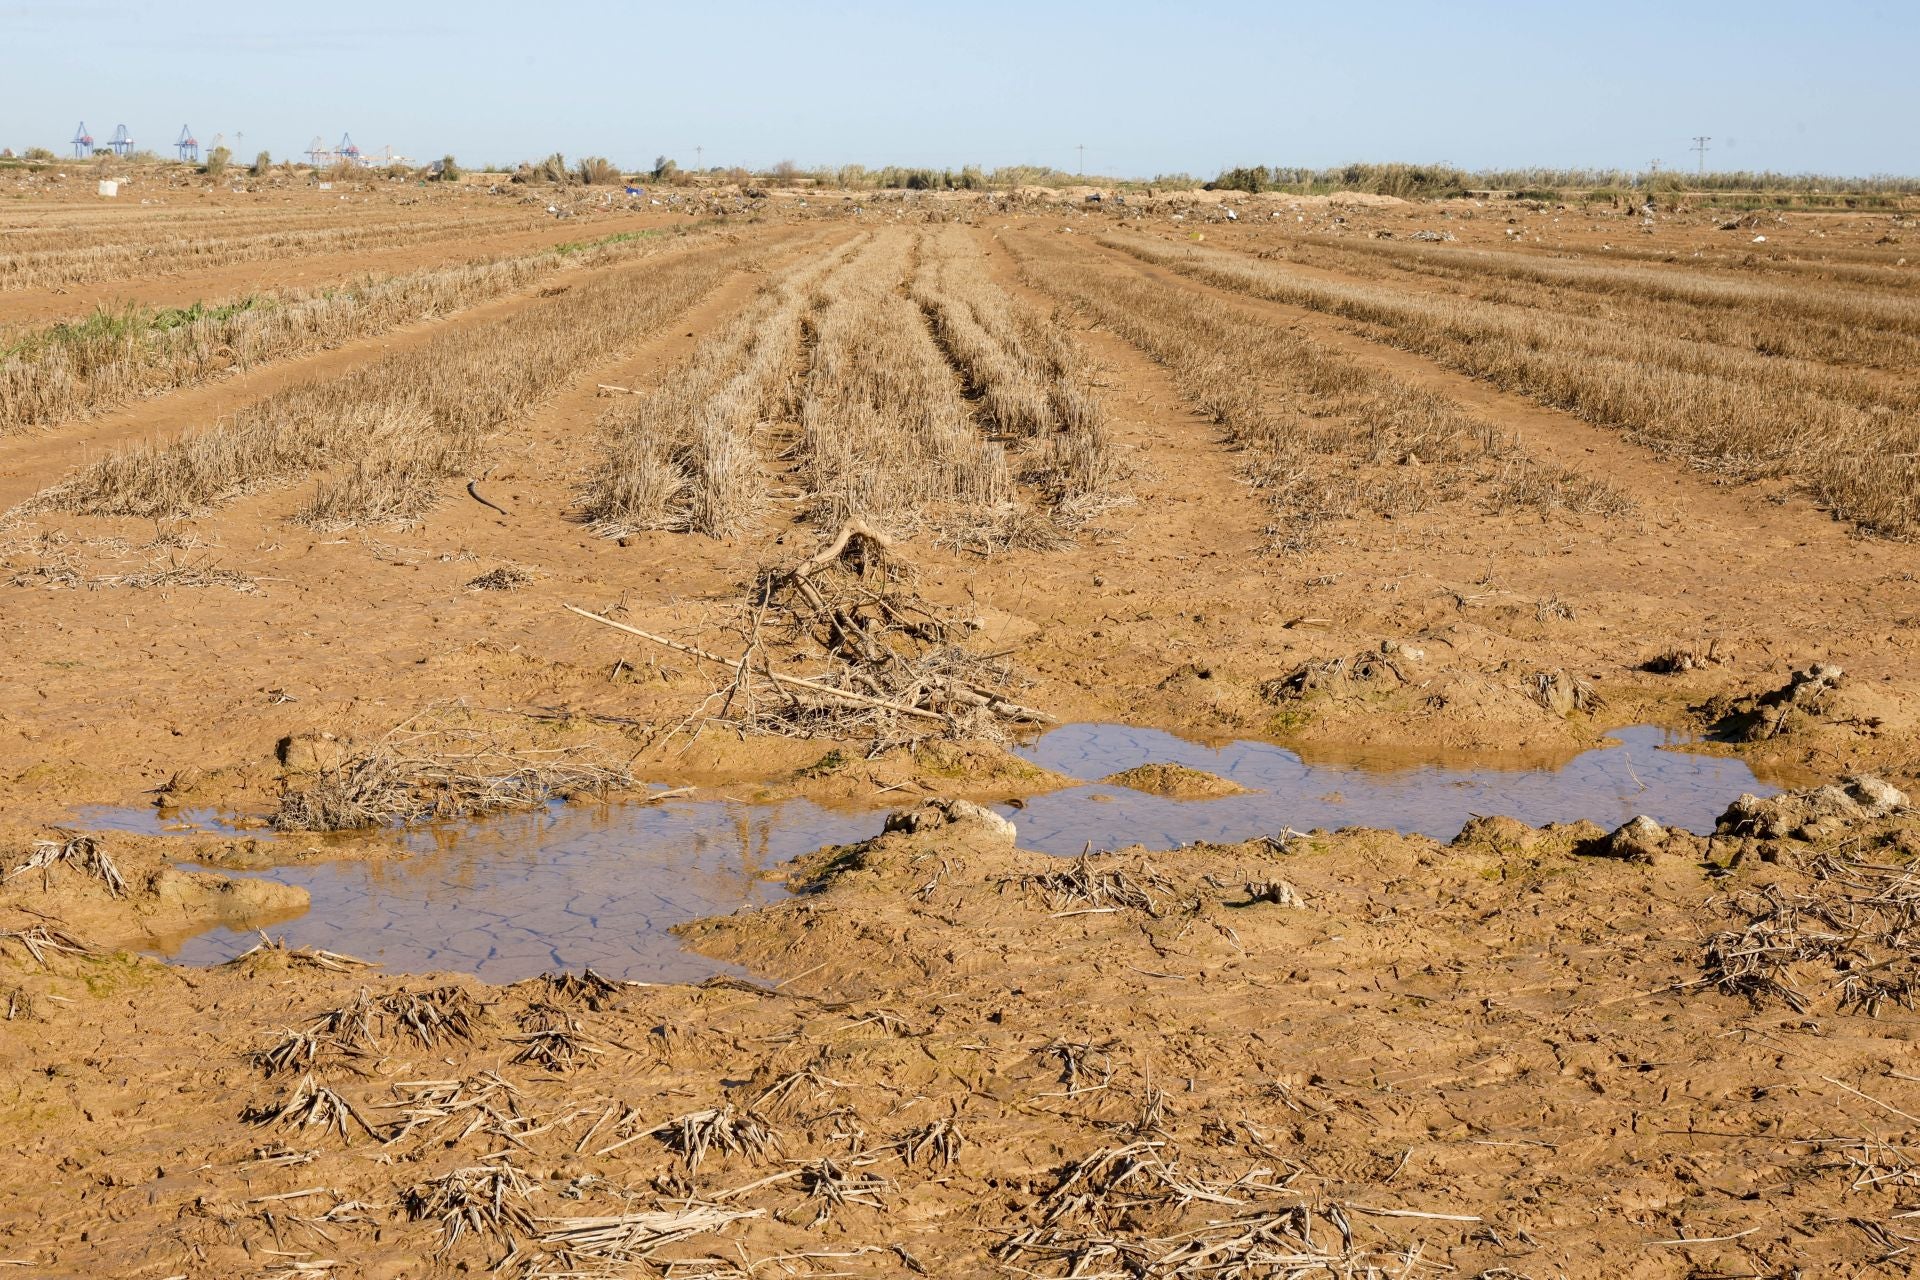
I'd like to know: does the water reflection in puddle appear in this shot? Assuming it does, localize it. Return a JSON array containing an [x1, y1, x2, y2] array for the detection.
[[1011, 723, 1769, 853], [141, 724, 1773, 982], [162, 798, 878, 982]]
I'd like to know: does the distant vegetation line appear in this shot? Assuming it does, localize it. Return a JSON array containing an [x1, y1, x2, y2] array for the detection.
[[4, 146, 1915, 198]]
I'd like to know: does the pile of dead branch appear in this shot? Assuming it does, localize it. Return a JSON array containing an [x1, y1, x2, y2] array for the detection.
[[570, 520, 1049, 747], [274, 706, 632, 832], [1698, 855, 1920, 1016]]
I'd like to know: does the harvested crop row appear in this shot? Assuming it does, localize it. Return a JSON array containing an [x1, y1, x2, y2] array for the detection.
[[907, 226, 1122, 518], [23, 231, 790, 524], [795, 231, 1012, 533], [0, 207, 505, 254], [0, 222, 729, 435], [587, 228, 1115, 547], [0, 210, 540, 292], [1253, 233, 1920, 378], [581, 238, 862, 538], [1102, 232, 1920, 536], [1008, 231, 1627, 546]]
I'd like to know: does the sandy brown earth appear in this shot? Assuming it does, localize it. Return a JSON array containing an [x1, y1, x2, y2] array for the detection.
[[3, 179, 1919, 1276]]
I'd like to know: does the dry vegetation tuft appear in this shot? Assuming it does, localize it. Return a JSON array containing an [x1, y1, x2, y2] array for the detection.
[[274, 707, 634, 831]]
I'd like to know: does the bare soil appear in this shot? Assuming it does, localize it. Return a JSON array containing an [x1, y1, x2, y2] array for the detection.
[[3, 177, 1918, 1277]]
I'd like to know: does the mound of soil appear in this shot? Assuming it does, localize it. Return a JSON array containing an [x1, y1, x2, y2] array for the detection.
[[1100, 762, 1248, 797]]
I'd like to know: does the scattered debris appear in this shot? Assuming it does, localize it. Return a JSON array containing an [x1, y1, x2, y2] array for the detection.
[[1012, 851, 1177, 917]]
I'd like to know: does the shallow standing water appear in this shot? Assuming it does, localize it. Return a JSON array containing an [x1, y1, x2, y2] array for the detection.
[[130, 723, 1773, 982]]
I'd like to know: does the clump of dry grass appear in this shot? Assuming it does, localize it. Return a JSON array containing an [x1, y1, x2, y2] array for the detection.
[[653, 1104, 779, 1170], [507, 1002, 606, 1071], [7, 832, 125, 897], [273, 708, 633, 831], [244, 1072, 382, 1143], [382, 985, 485, 1048], [792, 1158, 893, 1227], [403, 1161, 538, 1253]]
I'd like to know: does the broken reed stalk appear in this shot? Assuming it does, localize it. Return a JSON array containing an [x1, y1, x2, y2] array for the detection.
[[8, 833, 125, 897]]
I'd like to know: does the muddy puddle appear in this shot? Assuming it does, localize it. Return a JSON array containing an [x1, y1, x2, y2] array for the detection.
[[122, 724, 1771, 983], [1011, 722, 1768, 853]]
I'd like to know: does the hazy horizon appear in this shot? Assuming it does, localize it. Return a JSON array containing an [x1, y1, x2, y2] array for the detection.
[[5, 0, 1916, 179]]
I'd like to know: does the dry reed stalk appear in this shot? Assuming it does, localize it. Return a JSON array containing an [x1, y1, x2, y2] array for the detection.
[[273, 706, 634, 831], [534, 1207, 762, 1262], [0, 923, 94, 966], [244, 1072, 383, 1143], [7, 832, 124, 897], [403, 1161, 538, 1253]]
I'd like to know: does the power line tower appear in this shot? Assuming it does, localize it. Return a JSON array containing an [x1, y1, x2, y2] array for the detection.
[[695, 145, 703, 170], [72, 121, 94, 157], [1076, 142, 1085, 176], [176, 125, 199, 162], [1691, 135, 1711, 178]]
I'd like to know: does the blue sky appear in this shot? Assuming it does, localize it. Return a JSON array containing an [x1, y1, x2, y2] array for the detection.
[[4, 0, 1914, 177]]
